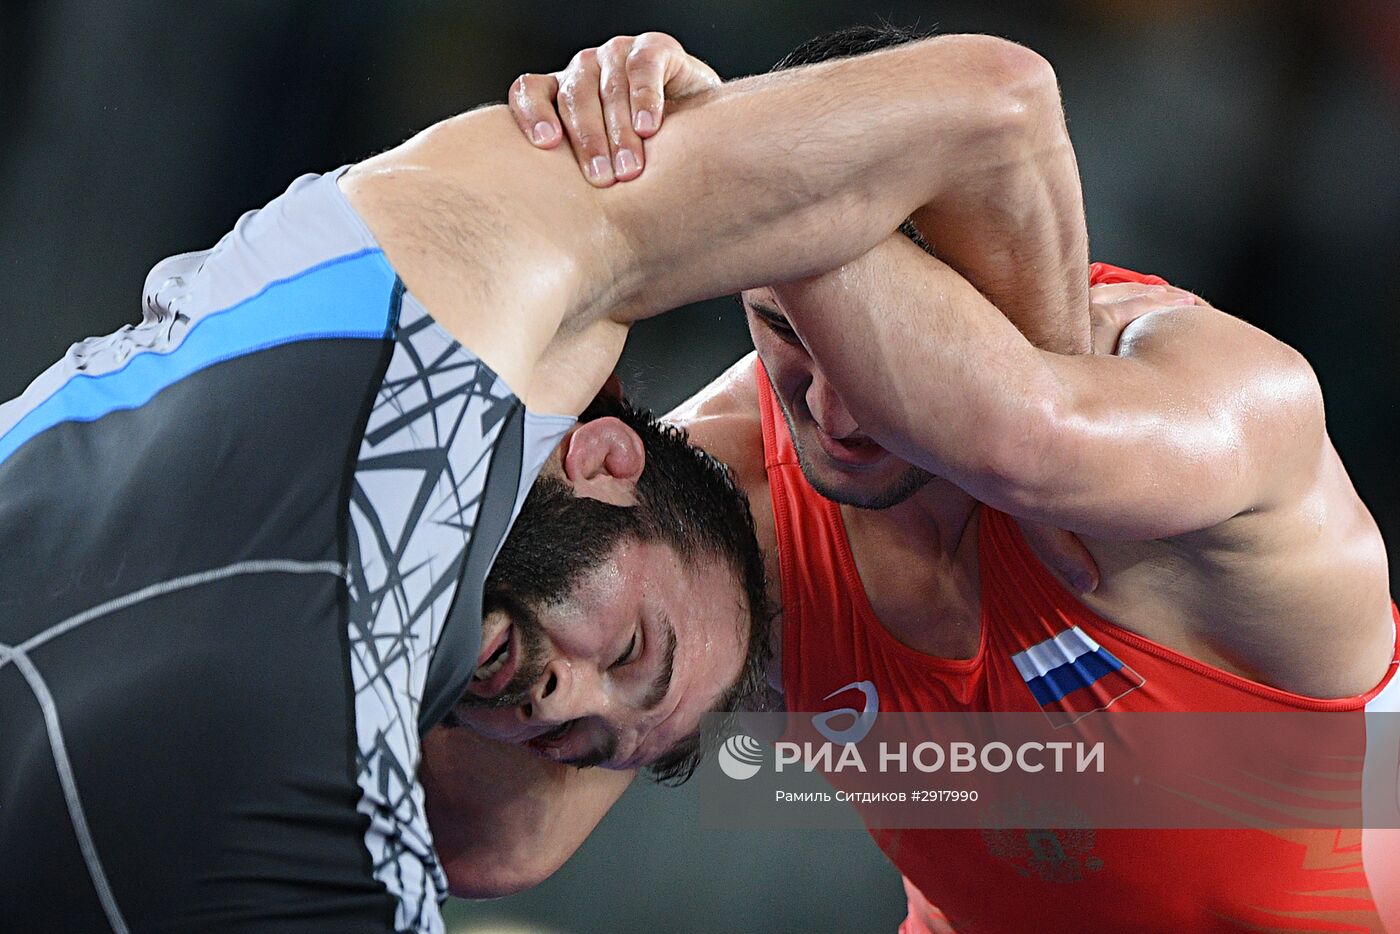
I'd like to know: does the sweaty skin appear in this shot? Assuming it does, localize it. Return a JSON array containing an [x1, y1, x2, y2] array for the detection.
[[424, 284, 1206, 897], [339, 33, 1066, 418], [412, 30, 1096, 896], [513, 28, 1389, 698], [338, 31, 1083, 891], [422, 32, 1393, 902], [767, 238, 1391, 699], [336, 30, 1092, 789]]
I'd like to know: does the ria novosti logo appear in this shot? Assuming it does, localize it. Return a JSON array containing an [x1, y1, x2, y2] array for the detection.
[[719, 680, 880, 781], [717, 734, 765, 780]]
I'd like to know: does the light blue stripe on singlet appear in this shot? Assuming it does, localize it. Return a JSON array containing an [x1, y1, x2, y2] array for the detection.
[[0, 248, 398, 469]]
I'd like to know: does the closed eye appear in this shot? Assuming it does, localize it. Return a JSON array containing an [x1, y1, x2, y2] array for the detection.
[[611, 628, 641, 669], [748, 302, 801, 344]]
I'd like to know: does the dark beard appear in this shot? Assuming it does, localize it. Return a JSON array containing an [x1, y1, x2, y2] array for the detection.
[[454, 592, 549, 709], [773, 393, 932, 510], [455, 475, 645, 708], [446, 394, 768, 747], [485, 475, 643, 606]]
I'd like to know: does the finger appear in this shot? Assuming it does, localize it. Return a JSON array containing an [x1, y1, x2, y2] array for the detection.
[[558, 49, 615, 186], [1123, 285, 1197, 307], [1089, 315, 1122, 355], [1089, 282, 1167, 302], [597, 37, 645, 180], [672, 53, 722, 97], [1090, 282, 1196, 306], [626, 32, 683, 135], [1016, 520, 1100, 594], [1170, 285, 1206, 305], [509, 73, 563, 148]]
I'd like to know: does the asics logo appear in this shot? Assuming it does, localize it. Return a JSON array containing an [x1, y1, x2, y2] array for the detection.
[[812, 680, 879, 745]]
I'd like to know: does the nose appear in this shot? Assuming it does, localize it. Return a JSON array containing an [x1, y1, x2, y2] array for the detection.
[[805, 368, 859, 440], [520, 657, 603, 725]]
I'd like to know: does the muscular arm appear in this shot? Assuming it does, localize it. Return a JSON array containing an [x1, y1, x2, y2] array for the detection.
[[420, 725, 634, 898], [904, 64, 1089, 355], [339, 34, 1061, 414], [386, 34, 1075, 891], [770, 238, 1324, 541]]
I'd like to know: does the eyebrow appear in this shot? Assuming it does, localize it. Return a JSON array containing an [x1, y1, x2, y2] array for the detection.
[[640, 614, 678, 712]]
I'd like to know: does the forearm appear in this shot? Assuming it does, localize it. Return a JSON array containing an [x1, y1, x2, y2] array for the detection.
[[772, 235, 1062, 506], [421, 725, 634, 898], [775, 239, 1303, 540], [601, 33, 1062, 319], [349, 35, 1057, 322], [340, 34, 1058, 410], [906, 73, 1090, 354]]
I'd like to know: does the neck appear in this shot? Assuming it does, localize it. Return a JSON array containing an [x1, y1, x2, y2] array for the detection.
[[849, 478, 980, 560], [837, 478, 985, 658]]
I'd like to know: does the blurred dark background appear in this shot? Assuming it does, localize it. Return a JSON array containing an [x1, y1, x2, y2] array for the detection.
[[3, 1, 1397, 931]]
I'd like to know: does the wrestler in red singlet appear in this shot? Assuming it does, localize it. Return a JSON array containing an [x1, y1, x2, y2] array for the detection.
[[768, 265, 1400, 933]]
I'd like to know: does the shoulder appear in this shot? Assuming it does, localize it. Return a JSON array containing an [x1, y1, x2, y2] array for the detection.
[[666, 353, 785, 657], [1118, 303, 1324, 446], [665, 352, 767, 496], [665, 350, 762, 422]]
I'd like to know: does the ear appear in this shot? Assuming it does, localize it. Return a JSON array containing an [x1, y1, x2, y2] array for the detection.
[[560, 417, 646, 507]]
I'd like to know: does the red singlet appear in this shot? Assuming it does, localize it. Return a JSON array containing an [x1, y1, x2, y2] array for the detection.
[[767, 264, 1400, 932]]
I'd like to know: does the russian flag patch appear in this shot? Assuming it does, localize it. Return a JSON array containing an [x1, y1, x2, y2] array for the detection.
[[1011, 626, 1145, 727]]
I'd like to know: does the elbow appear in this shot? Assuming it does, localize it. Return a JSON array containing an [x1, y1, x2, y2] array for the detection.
[[996, 39, 1060, 108], [1283, 343, 1327, 441], [943, 35, 1061, 128]]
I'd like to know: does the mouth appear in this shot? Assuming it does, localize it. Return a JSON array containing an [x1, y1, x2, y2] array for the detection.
[[466, 619, 518, 699], [812, 426, 888, 467], [526, 721, 574, 758]]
